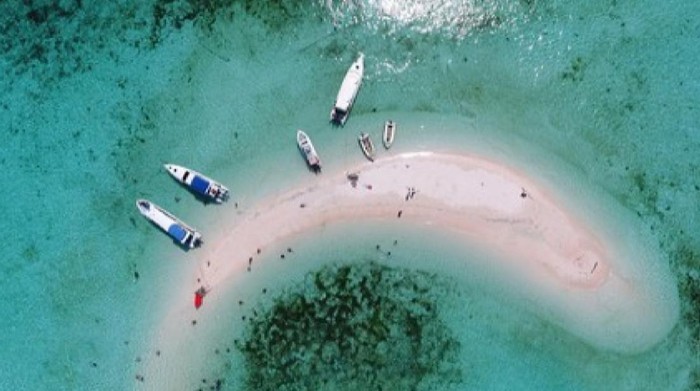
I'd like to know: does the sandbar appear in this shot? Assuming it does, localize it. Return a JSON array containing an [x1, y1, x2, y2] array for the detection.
[[147, 151, 678, 385]]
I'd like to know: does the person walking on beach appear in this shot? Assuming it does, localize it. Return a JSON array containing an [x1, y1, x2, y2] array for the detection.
[[406, 187, 417, 200]]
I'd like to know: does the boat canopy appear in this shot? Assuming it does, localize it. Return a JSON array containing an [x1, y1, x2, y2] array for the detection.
[[335, 84, 356, 112], [167, 224, 188, 242], [191, 175, 210, 195]]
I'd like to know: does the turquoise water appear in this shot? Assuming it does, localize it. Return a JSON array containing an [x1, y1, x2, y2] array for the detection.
[[1, 0, 698, 389]]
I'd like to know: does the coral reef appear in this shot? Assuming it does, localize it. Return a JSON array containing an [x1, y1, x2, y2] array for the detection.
[[237, 262, 462, 390]]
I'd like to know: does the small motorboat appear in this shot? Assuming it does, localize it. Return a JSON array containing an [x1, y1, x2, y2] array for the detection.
[[296, 130, 321, 172], [383, 120, 396, 149], [136, 199, 203, 249], [358, 132, 376, 162], [330, 53, 364, 126], [164, 164, 230, 204]]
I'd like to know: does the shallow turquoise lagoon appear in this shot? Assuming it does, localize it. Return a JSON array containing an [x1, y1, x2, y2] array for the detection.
[[1, 1, 698, 389]]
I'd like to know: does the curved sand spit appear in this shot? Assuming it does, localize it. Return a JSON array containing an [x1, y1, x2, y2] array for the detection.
[[161, 152, 677, 359]]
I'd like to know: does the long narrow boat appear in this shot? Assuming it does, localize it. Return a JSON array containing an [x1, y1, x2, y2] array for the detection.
[[296, 129, 322, 172], [330, 53, 365, 126], [164, 164, 230, 204], [383, 120, 396, 149], [136, 199, 203, 249], [358, 132, 376, 162]]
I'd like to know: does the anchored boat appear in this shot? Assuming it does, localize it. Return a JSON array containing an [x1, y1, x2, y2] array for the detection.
[[136, 199, 203, 249], [358, 132, 376, 162], [164, 164, 230, 203], [297, 130, 322, 172], [383, 120, 396, 149], [330, 53, 364, 126]]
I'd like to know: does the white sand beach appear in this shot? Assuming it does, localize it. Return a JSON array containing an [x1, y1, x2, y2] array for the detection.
[[145, 151, 678, 386], [203, 151, 608, 288]]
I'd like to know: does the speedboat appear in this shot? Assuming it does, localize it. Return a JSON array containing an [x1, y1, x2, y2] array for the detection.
[[136, 199, 203, 249], [383, 120, 396, 149], [358, 132, 376, 162], [164, 164, 230, 203], [296, 130, 321, 172], [330, 53, 364, 126]]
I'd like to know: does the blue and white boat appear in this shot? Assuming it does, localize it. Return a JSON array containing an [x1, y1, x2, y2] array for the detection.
[[330, 53, 364, 126], [164, 164, 230, 204], [136, 199, 203, 249]]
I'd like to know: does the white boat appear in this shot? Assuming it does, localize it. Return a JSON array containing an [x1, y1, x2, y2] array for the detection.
[[383, 120, 396, 149], [358, 132, 376, 161], [296, 130, 321, 172], [330, 53, 365, 126], [164, 164, 230, 204], [136, 199, 203, 249]]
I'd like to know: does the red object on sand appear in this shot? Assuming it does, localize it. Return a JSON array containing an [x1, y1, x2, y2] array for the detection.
[[194, 292, 204, 309]]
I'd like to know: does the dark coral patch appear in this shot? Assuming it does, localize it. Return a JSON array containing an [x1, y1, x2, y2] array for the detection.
[[561, 56, 587, 82], [237, 262, 462, 390]]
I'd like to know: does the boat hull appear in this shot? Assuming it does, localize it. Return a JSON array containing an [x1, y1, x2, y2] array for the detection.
[[330, 54, 364, 126], [164, 164, 230, 203], [136, 199, 202, 249], [383, 120, 395, 149], [297, 130, 321, 172], [358, 132, 376, 162]]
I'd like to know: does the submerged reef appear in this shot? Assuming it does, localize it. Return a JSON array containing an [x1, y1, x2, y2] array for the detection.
[[0, 0, 311, 87], [237, 261, 462, 390], [673, 244, 700, 388], [149, 0, 307, 45]]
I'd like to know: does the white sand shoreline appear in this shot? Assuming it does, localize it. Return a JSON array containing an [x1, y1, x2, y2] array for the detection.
[[143, 150, 678, 387], [201, 151, 609, 290]]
